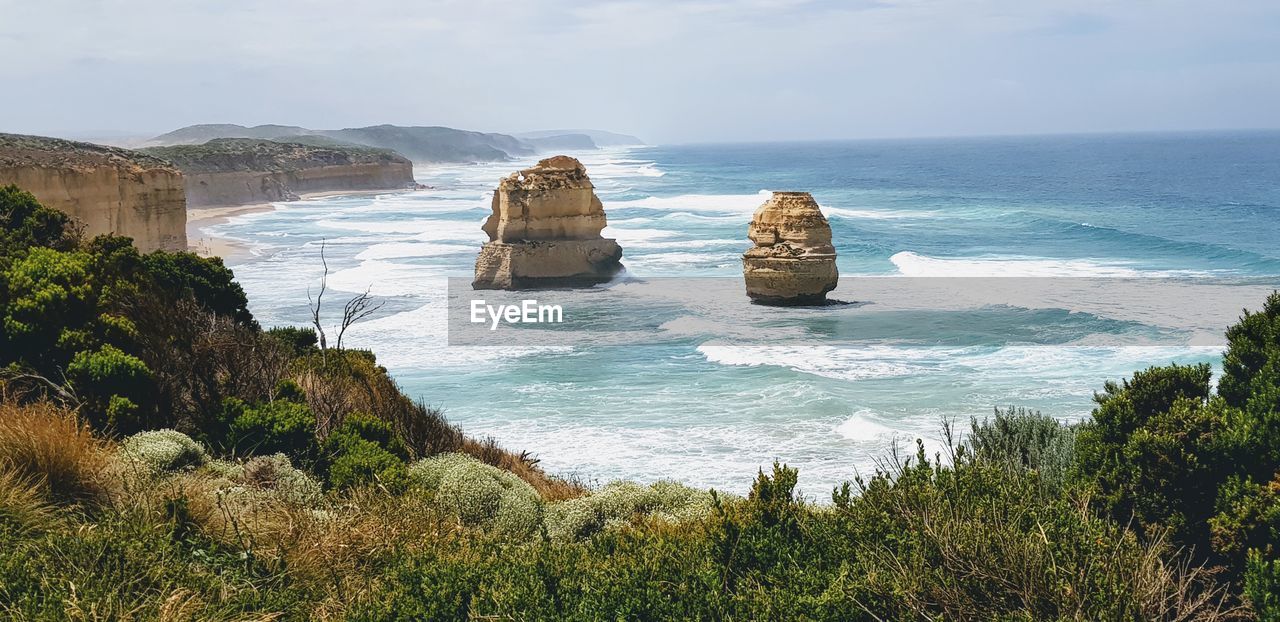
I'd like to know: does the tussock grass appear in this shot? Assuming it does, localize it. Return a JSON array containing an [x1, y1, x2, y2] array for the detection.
[[0, 401, 109, 504]]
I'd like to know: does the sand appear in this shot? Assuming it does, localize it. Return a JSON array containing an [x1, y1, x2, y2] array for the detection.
[[185, 188, 415, 261]]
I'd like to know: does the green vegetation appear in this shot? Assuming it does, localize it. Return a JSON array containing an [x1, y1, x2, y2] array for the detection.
[[141, 137, 408, 174], [0, 185, 1277, 619]]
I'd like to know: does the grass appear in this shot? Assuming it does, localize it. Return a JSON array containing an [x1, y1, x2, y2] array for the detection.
[[0, 401, 1247, 620], [0, 401, 109, 504]]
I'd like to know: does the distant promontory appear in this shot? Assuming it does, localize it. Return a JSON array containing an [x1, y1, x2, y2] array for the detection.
[[142, 138, 415, 208], [144, 124, 644, 164]]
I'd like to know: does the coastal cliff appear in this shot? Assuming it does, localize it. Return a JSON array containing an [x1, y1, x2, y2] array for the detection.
[[473, 155, 623, 289], [0, 133, 186, 252], [143, 138, 414, 208]]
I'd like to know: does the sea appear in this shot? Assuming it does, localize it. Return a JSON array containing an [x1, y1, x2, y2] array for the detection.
[[199, 131, 1280, 496]]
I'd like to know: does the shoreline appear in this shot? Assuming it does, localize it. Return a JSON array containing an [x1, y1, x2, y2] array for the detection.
[[185, 188, 414, 262]]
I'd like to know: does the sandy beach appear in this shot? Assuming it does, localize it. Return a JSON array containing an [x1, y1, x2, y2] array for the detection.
[[185, 188, 414, 261]]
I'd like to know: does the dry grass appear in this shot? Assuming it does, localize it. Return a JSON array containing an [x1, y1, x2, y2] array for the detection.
[[0, 467, 55, 531], [0, 401, 110, 504]]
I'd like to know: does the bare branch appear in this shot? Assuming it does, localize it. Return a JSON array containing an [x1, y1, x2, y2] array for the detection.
[[336, 286, 385, 350], [307, 239, 330, 359]]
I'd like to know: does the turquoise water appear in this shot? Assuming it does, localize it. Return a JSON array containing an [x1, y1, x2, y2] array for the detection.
[[203, 132, 1280, 495]]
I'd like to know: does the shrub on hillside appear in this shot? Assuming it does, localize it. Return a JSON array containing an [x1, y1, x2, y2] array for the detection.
[[0, 185, 76, 257], [1247, 549, 1280, 621], [224, 398, 318, 460], [66, 344, 152, 431], [241, 453, 323, 506], [120, 429, 208, 475], [327, 439, 408, 493], [410, 452, 543, 534], [969, 406, 1076, 490], [1074, 363, 1227, 545]]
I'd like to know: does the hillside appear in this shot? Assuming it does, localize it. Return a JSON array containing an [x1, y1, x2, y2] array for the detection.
[[143, 138, 415, 207], [0, 132, 186, 251], [516, 128, 645, 146], [146, 123, 638, 163]]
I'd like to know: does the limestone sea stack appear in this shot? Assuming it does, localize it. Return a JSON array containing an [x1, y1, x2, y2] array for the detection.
[[742, 191, 838, 305], [473, 156, 623, 289]]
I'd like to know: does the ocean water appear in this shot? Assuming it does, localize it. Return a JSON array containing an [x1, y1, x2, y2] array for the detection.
[[203, 131, 1280, 496]]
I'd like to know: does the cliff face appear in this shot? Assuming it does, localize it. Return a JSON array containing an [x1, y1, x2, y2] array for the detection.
[[0, 133, 187, 252], [143, 138, 414, 208], [474, 156, 623, 289], [742, 192, 838, 305]]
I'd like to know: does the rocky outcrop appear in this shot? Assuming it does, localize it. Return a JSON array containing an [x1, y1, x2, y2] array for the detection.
[[143, 138, 414, 208], [473, 156, 623, 289], [742, 192, 838, 305], [0, 133, 187, 252]]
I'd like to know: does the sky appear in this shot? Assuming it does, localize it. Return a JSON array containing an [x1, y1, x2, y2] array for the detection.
[[1, 0, 1278, 144]]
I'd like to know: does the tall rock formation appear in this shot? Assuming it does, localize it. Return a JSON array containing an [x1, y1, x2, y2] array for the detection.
[[143, 138, 414, 208], [742, 192, 838, 305], [473, 156, 623, 289], [0, 133, 186, 252]]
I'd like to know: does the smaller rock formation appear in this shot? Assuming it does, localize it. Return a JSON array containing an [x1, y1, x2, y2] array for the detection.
[[473, 156, 623, 289], [742, 192, 838, 305]]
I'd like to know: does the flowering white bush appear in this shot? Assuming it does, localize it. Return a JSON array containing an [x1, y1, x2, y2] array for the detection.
[[412, 453, 543, 530], [205, 459, 244, 481], [242, 453, 323, 506], [406, 453, 475, 491], [493, 486, 543, 537], [120, 429, 208, 474], [543, 480, 718, 542], [544, 496, 602, 542]]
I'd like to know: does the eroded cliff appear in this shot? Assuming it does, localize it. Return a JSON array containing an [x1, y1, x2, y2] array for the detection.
[[143, 138, 414, 208], [0, 133, 187, 252]]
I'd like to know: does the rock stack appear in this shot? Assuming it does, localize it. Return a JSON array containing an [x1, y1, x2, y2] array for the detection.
[[473, 156, 623, 289], [742, 191, 838, 305]]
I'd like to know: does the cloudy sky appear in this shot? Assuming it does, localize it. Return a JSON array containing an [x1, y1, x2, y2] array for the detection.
[[1, 0, 1278, 143]]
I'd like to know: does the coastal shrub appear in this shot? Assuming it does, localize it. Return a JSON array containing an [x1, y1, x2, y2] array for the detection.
[[0, 246, 95, 365], [267, 326, 318, 357], [649, 479, 716, 522], [120, 429, 208, 475], [1219, 292, 1280, 410], [66, 344, 152, 431], [406, 452, 475, 491], [0, 184, 75, 257], [225, 398, 317, 459], [141, 250, 254, 327], [544, 496, 603, 542], [241, 453, 323, 506], [1247, 549, 1280, 621], [332, 412, 408, 460], [1074, 363, 1226, 544], [328, 438, 408, 492], [492, 486, 543, 537], [969, 406, 1076, 490], [273, 378, 307, 403], [541, 480, 715, 542], [436, 457, 541, 529]]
